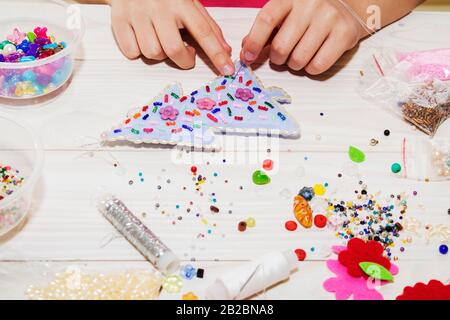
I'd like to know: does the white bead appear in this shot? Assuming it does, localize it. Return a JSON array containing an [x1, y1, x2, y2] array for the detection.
[[3, 44, 16, 56]]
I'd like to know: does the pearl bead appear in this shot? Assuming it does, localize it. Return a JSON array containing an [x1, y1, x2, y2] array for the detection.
[[3, 43, 16, 55]]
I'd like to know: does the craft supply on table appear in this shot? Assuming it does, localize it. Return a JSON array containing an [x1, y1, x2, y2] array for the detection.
[[399, 137, 449, 181], [0, 0, 83, 102], [205, 251, 297, 300], [0, 164, 24, 201], [0, 113, 43, 236], [96, 194, 180, 274], [27, 269, 162, 300], [360, 48, 450, 136], [0, 26, 72, 100], [323, 240, 399, 300], [102, 61, 300, 149]]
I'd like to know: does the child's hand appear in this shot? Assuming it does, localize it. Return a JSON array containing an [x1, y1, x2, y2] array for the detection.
[[109, 0, 235, 75], [240, 0, 365, 75]]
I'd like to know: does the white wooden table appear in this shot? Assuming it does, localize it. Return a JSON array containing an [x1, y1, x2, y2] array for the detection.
[[1, 5, 449, 300]]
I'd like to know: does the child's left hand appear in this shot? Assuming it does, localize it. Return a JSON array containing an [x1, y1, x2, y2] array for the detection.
[[240, 0, 365, 74]]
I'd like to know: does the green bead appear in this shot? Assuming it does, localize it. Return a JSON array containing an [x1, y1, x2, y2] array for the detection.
[[252, 170, 270, 185], [348, 146, 366, 163], [0, 40, 13, 50], [446, 159, 450, 168], [27, 32, 37, 43], [391, 163, 401, 173]]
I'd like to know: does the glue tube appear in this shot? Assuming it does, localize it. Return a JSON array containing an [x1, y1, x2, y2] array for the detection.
[[205, 251, 298, 300]]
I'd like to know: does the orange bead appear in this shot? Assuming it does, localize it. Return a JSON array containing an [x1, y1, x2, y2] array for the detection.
[[293, 195, 313, 228]]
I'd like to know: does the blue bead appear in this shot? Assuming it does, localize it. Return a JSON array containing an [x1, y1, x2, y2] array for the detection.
[[298, 187, 315, 201], [22, 70, 37, 82], [180, 265, 197, 280], [17, 40, 30, 53], [439, 244, 448, 255], [20, 56, 36, 62], [43, 43, 58, 50]]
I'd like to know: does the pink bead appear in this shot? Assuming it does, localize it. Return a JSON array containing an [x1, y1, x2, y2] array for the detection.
[[35, 64, 55, 76]]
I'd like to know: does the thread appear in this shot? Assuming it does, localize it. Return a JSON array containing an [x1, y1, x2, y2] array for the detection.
[[205, 251, 298, 300]]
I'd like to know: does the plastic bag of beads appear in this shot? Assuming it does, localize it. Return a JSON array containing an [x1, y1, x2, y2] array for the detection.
[[359, 48, 450, 136], [400, 137, 449, 181]]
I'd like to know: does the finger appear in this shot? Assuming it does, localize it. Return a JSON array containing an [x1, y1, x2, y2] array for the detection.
[[132, 17, 167, 60], [269, 7, 310, 65], [111, 14, 140, 59], [153, 14, 196, 69], [287, 23, 330, 71], [240, 0, 292, 64], [305, 31, 352, 75], [181, 6, 234, 75], [193, 0, 232, 53]]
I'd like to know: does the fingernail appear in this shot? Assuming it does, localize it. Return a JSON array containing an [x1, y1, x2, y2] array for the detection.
[[223, 64, 234, 76], [244, 51, 256, 62]]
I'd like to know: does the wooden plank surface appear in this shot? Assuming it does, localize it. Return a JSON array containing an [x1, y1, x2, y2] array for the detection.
[[0, 5, 449, 300]]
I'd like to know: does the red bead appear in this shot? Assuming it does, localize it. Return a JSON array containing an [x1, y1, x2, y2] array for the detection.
[[238, 221, 247, 232], [262, 159, 273, 171], [294, 249, 306, 261], [285, 220, 297, 231], [190, 166, 197, 174], [314, 214, 327, 228]]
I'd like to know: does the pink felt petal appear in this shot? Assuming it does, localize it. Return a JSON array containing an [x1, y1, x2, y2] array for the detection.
[[324, 259, 386, 300]]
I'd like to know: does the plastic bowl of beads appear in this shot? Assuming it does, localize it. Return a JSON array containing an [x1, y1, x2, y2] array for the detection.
[[0, 113, 43, 236], [0, 0, 84, 104]]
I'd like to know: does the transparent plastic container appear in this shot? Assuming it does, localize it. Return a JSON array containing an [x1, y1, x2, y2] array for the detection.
[[0, 0, 84, 105], [0, 113, 43, 236]]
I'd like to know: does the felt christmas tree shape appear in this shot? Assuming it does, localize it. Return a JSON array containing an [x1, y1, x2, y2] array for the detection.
[[101, 61, 300, 149]]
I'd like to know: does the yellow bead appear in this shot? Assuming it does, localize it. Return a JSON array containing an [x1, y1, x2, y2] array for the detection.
[[182, 292, 199, 300], [313, 183, 326, 196], [246, 217, 256, 228]]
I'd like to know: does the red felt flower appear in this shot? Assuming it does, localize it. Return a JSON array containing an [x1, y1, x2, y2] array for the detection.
[[396, 280, 450, 300], [338, 238, 391, 278]]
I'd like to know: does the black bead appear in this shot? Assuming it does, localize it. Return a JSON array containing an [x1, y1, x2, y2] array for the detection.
[[196, 268, 204, 279]]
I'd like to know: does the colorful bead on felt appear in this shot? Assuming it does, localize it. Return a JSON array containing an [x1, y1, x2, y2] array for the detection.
[[159, 105, 179, 121], [196, 97, 216, 110], [235, 88, 254, 101], [102, 61, 300, 148]]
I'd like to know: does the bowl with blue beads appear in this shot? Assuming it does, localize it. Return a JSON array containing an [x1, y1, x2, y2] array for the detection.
[[0, 0, 84, 103]]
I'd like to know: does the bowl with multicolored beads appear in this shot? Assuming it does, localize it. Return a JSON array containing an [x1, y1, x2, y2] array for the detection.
[[0, 0, 84, 102], [0, 113, 43, 235]]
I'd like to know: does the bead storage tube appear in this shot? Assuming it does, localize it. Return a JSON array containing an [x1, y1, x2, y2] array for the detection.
[[96, 194, 180, 275]]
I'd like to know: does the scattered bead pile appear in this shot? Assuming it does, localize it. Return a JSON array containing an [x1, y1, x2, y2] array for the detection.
[[27, 269, 162, 300], [0, 164, 24, 201], [325, 187, 407, 259]]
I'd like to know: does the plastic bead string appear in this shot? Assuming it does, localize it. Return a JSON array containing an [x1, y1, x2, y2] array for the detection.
[[102, 61, 300, 149]]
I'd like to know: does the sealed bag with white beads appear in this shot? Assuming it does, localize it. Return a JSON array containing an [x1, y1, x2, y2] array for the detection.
[[402, 137, 450, 181], [359, 48, 450, 137]]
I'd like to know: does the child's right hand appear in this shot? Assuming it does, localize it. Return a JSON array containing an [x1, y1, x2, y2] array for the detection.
[[108, 0, 235, 75]]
